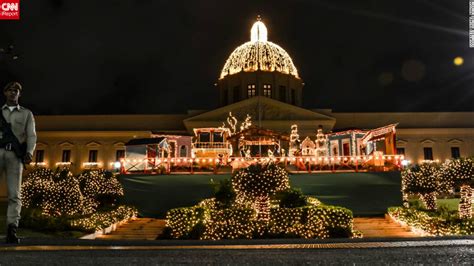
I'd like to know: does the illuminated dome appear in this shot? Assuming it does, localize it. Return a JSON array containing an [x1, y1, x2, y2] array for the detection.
[[220, 19, 299, 79]]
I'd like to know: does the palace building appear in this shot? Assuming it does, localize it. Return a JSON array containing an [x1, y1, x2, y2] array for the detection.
[[1, 19, 473, 199]]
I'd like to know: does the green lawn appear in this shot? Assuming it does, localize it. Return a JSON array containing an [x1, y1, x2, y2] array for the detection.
[[410, 198, 474, 212], [436, 198, 460, 211]]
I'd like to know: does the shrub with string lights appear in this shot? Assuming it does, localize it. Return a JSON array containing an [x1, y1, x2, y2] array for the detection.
[[268, 205, 353, 238], [21, 168, 55, 209], [22, 168, 87, 216], [439, 158, 474, 219], [232, 163, 290, 221], [402, 162, 441, 210], [77, 169, 124, 210], [70, 205, 137, 231], [165, 162, 356, 240], [201, 207, 256, 240], [165, 206, 205, 239], [21, 167, 129, 232], [389, 207, 474, 236]]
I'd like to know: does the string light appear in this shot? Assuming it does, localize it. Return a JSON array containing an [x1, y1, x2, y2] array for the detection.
[[389, 207, 474, 236], [21, 168, 132, 231], [165, 162, 357, 240], [220, 20, 299, 79], [440, 157, 473, 219], [401, 162, 440, 210]]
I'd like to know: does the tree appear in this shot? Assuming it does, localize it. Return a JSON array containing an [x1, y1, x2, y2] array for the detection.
[[231, 163, 290, 221], [401, 163, 440, 210], [440, 158, 474, 219]]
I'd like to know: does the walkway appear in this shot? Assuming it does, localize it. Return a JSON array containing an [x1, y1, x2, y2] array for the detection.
[[96, 218, 165, 240], [353, 215, 419, 238]]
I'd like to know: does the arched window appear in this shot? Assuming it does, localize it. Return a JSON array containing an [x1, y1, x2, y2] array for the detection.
[[180, 145, 187, 157]]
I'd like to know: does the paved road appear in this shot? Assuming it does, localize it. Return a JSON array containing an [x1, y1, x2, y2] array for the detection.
[[0, 239, 473, 264], [0, 246, 473, 264]]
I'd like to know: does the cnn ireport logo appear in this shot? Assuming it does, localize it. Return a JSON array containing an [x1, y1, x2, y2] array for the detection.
[[0, 0, 19, 20]]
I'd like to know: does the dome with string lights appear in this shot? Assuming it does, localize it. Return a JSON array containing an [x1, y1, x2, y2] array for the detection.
[[219, 19, 299, 79]]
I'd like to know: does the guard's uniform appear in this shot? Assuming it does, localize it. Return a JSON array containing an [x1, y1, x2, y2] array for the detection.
[[0, 104, 36, 228]]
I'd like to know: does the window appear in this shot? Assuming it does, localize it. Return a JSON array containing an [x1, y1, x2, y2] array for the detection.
[[35, 150, 44, 163], [168, 141, 176, 158], [115, 150, 125, 161], [342, 142, 350, 156], [396, 148, 405, 155], [290, 89, 296, 105], [247, 84, 256, 98], [423, 147, 433, 160], [88, 150, 98, 162], [199, 132, 210, 142], [61, 150, 71, 162], [263, 84, 272, 97], [212, 132, 223, 143], [451, 147, 460, 159], [180, 145, 187, 157], [279, 86, 286, 101], [233, 86, 240, 102]]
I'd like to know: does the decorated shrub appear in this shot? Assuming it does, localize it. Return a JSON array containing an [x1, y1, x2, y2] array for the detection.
[[439, 158, 474, 219], [165, 207, 205, 239], [43, 177, 85, 216], [77, 169, 124, 209], [274, 188, 308, 208], [70, 205, 138, 231], [165, 163, 356, 240], [266, 205, 353, 239], [22, 168, 86, 216], [21, 168, 55, 209], [232, 163, 290, 221], [388, 207, 474, 236], [211, 178, 236, 208], [22, 168, 125, 217], [402, 163, 441, 210], [202, 207, 256, 240]]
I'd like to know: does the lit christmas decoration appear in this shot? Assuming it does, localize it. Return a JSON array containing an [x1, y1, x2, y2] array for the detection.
[[165, 163, 357, 240], [220, 18, 299, 79], [389, 207, 474, 236], [315, 126, 328, 157], [439, 157, 474, 219], [232, 163, 290, 221], [21, 167, 132, 231], [390, 158, 474, 236], [289, 124, 301, 157], [401, 162, 441, 210], [219, 112, 252, 136]]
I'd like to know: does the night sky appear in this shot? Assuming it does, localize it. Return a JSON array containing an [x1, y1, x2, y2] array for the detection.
[[0, 0, 470, 115]]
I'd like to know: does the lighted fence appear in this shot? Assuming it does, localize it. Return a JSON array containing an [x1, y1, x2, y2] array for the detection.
[[120, 154, 404, 174]]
